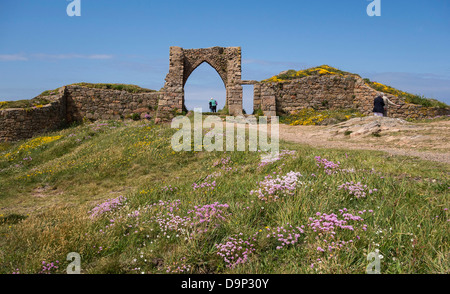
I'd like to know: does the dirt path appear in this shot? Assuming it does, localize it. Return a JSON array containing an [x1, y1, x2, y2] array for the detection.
[[280, 124, 449, 164], [241, 117, 450, 164]]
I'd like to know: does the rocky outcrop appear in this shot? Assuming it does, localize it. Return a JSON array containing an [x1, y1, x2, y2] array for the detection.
[[328, 116, 412, 138]]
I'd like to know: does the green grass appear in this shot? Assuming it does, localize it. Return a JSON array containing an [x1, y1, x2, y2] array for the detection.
[[39, 88, 61, 97], [0, 97, 53, 110], [0, 87, 61, 109], [71, 83, 156, 94], [0, 120, 448, 274]]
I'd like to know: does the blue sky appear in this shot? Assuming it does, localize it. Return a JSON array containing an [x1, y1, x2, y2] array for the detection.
[[0, 0, 449, 112]]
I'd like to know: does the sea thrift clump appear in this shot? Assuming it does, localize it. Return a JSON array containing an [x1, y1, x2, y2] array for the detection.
[[213, 157, 233, 171], [152, 199, 182, 214], [215, 235, 256, 269], [258, 155, 281, 168], [214, 157, 230, 166], [165, 257, 191, 273], [162, 185, 178, 192], [308, 210, 365, 235], [250, 171, 303, 202], [338, 181, 377, 198], [89, 196, 127, 219], [306, 209, 372, 269], [187, 202, 231, 230], [279, 150, 297, 157], [258, 224, 305, 250], [192, 180, 217, 191], [212, 157, 237, 172], [192, 172, 221, 191], [315, 156, 340, 175], [148, 200, 189, 235], [146, 200, 231, 237], [154, 213, 190, 235], [39, 261, 59, 274], [12, 268, 20, 274]]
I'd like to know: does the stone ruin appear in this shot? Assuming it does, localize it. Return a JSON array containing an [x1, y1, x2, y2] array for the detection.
[[0, 46, 449, 142], [157, 46, 246, 119]]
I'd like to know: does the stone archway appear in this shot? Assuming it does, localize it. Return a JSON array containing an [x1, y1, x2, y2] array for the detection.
[[157, 46, 243, 120]]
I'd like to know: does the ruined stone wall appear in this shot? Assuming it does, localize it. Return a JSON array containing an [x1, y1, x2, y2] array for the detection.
[[0, 86, 162, 142], [352, 78, 450, 119], [254, 75, 450, 119], [0, 93, 66, 142], [65, 86, 161, 122]]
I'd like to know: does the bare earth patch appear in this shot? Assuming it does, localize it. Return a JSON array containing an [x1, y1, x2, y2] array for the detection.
[[277, 116, 450, 164]]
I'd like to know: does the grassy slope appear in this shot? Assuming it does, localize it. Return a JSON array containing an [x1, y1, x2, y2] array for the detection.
[[0, 120, 448, 274], [262, 65, 448, 109]]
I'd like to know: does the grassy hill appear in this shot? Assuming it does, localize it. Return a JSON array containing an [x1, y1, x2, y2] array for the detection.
[[0, 120, 448, 274], [262, 65, 448, 109]]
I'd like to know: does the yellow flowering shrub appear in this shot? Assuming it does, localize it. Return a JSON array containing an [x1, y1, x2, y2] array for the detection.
[[18, 136, 62, 152], [3, 136, 62, 161], [264, 76, 284, 83], [281, 108, 365, 126], [262, 65, 358, 83]]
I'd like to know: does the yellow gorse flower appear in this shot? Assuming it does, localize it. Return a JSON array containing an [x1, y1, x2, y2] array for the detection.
[[2, 136, 62, 160], [17, 136, 62, 153], [286, 108, 364, 126], [262, 65, 351, 83]]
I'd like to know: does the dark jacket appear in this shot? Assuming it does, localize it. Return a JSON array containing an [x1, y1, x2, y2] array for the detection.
[[373, 96, 385, 113]]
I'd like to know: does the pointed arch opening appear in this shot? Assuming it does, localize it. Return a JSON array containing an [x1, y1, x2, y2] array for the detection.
[[183, 61, 227, 113]]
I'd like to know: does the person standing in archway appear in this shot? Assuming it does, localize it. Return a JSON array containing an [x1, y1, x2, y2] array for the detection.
[[209, 98, 214, 113], [209, 98, 218, 113]]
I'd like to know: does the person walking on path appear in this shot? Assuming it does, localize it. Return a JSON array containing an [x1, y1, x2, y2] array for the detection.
[[381, 93, 400, 117], [209, 98, 218, 113], [373, 93, 385, 117]]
